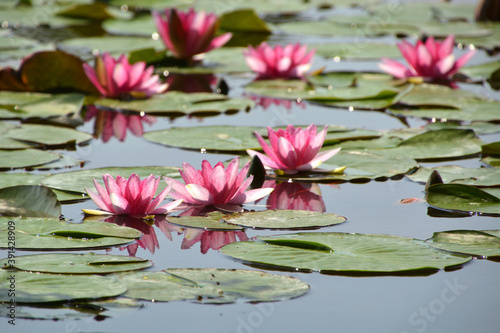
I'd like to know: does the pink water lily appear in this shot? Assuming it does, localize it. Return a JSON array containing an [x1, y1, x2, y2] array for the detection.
[[152, 8, 232, 62], [163, 157, 273, 212], [378, 35, 475, 81], [83, 174, 183, 216], [246, 124, 341, 175], [83, 53, 167, 99], [243, 43, 315, 79]]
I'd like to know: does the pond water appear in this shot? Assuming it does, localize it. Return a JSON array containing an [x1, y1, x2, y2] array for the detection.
[[1, 1, 500, 332]]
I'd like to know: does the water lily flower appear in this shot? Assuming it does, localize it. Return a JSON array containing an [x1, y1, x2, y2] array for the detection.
[[152, 8, 232, 62], [243, 43, 315, 79], [246, 124, 341, 175], [83, 174, 183, 216], [378, 35, 475, 81], [83, 52, 167, 99], [163, 157, 274, 212]]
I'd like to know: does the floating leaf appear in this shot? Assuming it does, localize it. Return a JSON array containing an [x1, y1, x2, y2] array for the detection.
[[0, 217, 141, 250], [426, 230, 500, 259], [93, 92, 253, 116], [221, 232, 471, 274], [61, 36, 163, 56], [144, 125, 262, 153], [116, 268, 309, 303], [0, 149, 61, 169], [0, 123, 92, 149], [408, 166, 500, 187], [461, 60, 500, 80], [219, 9, 270, 33], [426, 183, 500, 215], [313, 42, 401, 60], [41, 166, 180, 195], [269, 150, 418, 182], [166, 212, 244, 231], [0, 185, 61, 218], [225, 209, 346, 229], [0, 253, 151, 274], [0, 270, 127, 303]]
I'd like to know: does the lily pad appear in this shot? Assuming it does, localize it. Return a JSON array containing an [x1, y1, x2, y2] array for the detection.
[[408, 166, 500, 187], [225, 209, 346, 229], [461, 60, 500, 80], [426, 183, 500, 215], [60, 36, 163, 56], [166, 212, 244, 231], [313, 42, 401, 60], [41, 166, 181, 195], [143, 125, 262, 153], [426, 230, 500, 259], [0, 217, 141, 250], [0, 123, 92, 149], [0, 253, 151, 274], [0, 149, 62, 169], [221, 232, 472, 274], [116, 268, 309, 303], [93, 91, 253, 116], [268, 150, 417, 182], [0, 185, 61, 218], [0, 270, 127, 303]]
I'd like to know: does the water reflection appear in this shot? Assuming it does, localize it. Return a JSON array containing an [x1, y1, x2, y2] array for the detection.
[[261, 180, 326, 212], [90, 215, 182, 256], [180, 228, 249, 254], [84, 105, 157, 142], [165, 73, 218, 93], [244, 93, 305, 110]]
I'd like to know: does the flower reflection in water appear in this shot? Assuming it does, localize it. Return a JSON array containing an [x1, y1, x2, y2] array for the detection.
[[84, 105, 157, 142], [260, 180, 326, 212], [244, 93, 305, 111], [181, 228, 249, 254], [90, 215, 183, 256], [165, 73, 218, 93]]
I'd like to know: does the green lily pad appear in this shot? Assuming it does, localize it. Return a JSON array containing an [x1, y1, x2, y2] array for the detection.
[[116, 268, 309, 303], [0, 173, 45, 189], [60, 36, 163, 56], [0, 253, 151, 274], [461, 60, 500, 80], [313, 42, 401, 60], [268, 150, 417, 182], [166, 212, 244, 231], [41, 166, 181, 195], [389, 99, 500, 123], [0, 217, 141, 250], [56, 2, 133, 21], [143, 125, 262, 153], [0, 185, 61, 218], [398, 83, 479, 108], [0, 149, 62, 169], [103, 14, 156, 36], [360, 129, 483, 161], [425, 121, 500, 135], [0, 123, 92, 149], [93, 91, 253, 116], [426, 183, 500, 215], [0, 270, 127, 303], [221, 232, 472, 274], [426, 230, 500, 258], [225, 209, 346, 229], [219, 9, 270, 33], [408, 166, 500, 186]]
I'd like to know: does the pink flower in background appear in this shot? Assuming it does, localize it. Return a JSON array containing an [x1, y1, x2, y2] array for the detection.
[[152, 8, 232, 61], [247, 124, 341, 175], [181, 228, 249, 254], [83, 174, 183, 216], [378, 35, 475, 81], [262, 180, 326, 212], [243, 43, 315, 79], [164, 157, 273, 212], [84, 106, 157, 142], [83, 52, 167, 99]]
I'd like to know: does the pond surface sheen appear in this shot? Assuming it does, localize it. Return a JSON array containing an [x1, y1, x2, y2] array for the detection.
[[2, 1, 500, 333]]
